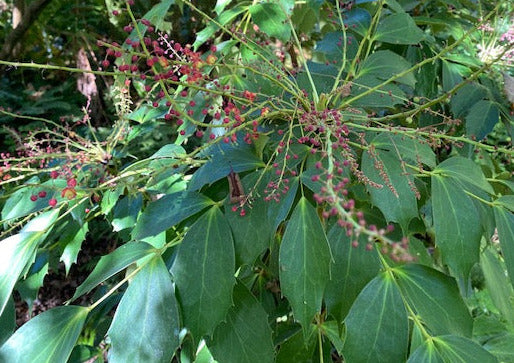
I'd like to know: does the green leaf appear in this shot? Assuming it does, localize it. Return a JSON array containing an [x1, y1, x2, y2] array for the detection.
[[1, 177, 66, 222], [16, 252, 48, 308], [432, 175, 481, 280], [225, 173, 273, 266], [209, 282, 274, 363], [343, 272, 409, 362], [60, 220, 88, 275], [108, 256, 180, 363], [465, 100, 499, 141], [0, 210, 59, 317], [142, 0, 174, 31], [188, 140, 265, 191], [442, 60, 469, 92], [362, 146, 419, 231], [249, 3, 291, 42], [148, 144, 186, 169], [481, 247, 514, 324], [276, 327, 317, 363], [358, 50, 416, 88], [493, 199, 514, 289], [111, 194, 142, 232], [71, 242, 156, 301], [324, 227, 380, 322], [393, 264, 473, 337], [374, 13, 426, 44], [193, 5, 247, 49], [350, 75, 406, 108], [434, 156, 494, 194], [371, 133, 436, 169], [483, 333, 514, 362], [0, 297, 14, 345], [407, 339, 444, 363], [450, 82, 488, 118], [279, 197, 331, 335], [0, 306, 88, 363], [320, 320, 344, 354], [433, 335, 498, 363], [171, 206, 235, 340], [132, 192, 214, 240]]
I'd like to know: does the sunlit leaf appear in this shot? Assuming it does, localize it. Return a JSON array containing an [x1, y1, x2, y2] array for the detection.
[[493, 198, 514, 289], [0, 306, 88, 363], [249, 3, 291, 41], [0, 210, 59, 317]]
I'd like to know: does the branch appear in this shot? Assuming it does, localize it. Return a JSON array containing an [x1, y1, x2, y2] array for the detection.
[[0, 0, 54, 61]]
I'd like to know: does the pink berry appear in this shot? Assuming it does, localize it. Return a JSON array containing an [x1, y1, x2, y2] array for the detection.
[[30, 195, 38, 202], [49, 198, 57, 207], [38, 191, 47, 198], [67, 178, 77, 188]]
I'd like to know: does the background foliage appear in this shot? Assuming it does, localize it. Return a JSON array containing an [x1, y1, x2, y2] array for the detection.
[[0, 0, 513, 362]]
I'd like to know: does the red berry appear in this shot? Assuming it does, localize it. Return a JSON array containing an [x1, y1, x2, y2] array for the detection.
[[112, 10, 119, 16], [38, 191, 47, 198], [50, 170, 59, 179], [30, 195, 38, 202], [101, 60, 110, 68], [67, 178, 77, 187], [49, 198, 57, 207]]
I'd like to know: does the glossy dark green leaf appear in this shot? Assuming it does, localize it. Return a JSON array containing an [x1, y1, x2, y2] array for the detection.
[[434, 335, 498, 363], [108, 256, 180, 363], [71, 242, 156, 301], [374, 13, 426, 44], [432, 175, 481, 280], [0, 296, 14, 345], [358, 50, 416, 87], [0, 210, 58, 317], [209, 282, 274, 363], [0, 306, 88, 363], [16, 252, 49, 308], [132, 192, 214, 240], [276, 327, 317, 363], [279, 197, 331, 334], [314, 31, 358, 65], [493, 199, 514, 289], [450, 82, 488, 118], [345, 8, 372, 36], [188, 140, 265, 191], [466, 100, 499, 140], [435, 156, 494, 194], [142, 0, 174, 31], [362, 147, 418, 231], [393, 264, 473, 337], [171, 206, 235, 340], [324, 227, 380, 322], [225, 172, 273, 266], [442, 60, 469, 92], [482, 247, 514, 323], [249, 3, 291, 41], [111, 194, 142, 232], [267, 176, 300, 230], [343, 272, 409, 363]]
